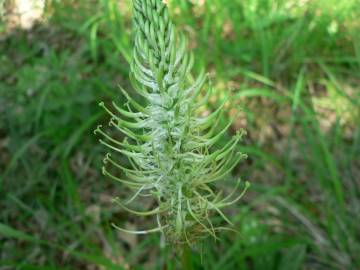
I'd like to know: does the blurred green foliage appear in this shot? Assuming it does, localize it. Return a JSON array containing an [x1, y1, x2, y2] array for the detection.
[[0, 0, 359, 269]]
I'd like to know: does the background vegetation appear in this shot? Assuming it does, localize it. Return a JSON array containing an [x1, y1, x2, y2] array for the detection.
[[1, 0, 359, 269]]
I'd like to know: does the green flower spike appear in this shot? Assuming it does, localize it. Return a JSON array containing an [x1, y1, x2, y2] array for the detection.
[[95, 0, 249, 246]]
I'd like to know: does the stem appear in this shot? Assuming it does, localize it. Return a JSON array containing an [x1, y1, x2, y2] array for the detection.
[[181, 244, 193, 270]]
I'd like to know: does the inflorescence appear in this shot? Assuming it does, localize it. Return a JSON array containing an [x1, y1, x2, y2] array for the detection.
[[95, 0, 249, 246]]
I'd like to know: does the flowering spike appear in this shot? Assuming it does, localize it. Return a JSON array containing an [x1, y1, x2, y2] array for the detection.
[[95, 0, 249, 245]]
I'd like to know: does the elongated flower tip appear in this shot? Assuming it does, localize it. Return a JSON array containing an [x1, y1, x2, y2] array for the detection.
[[101, 166, 106, 175], [93, 125, 102, 135], [235, 129, 246, 138], [103, 153, 111, 164]]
